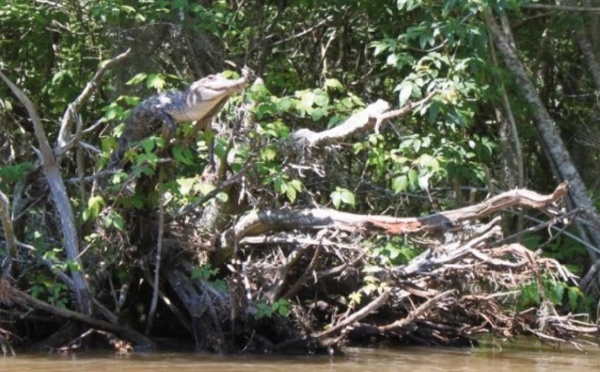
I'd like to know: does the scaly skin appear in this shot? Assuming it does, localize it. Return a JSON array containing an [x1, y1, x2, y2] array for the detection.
[[109, 72, 249, 168]]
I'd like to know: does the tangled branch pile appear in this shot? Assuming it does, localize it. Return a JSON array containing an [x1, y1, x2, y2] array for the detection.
[[0, 59, 598, 355]]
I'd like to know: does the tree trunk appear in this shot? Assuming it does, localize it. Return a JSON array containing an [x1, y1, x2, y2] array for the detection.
[[482, 9, 600, 261]]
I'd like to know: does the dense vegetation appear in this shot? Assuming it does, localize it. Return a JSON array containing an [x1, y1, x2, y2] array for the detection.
[[2, 0, 600, 354]]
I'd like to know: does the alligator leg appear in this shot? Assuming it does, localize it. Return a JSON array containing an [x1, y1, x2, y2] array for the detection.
[[152, 110, 177, 133]]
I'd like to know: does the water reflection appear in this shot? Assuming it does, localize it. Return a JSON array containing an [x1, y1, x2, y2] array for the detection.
[[1, 341, 599, 372]]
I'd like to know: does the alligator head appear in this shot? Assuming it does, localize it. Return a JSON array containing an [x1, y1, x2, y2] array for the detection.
[[170, 73, 250, 123]]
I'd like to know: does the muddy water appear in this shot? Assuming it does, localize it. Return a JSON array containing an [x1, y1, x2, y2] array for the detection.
[[1, 341, 599, 372]]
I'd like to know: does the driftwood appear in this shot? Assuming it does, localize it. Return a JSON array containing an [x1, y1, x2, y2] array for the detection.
[[216, 182, 569, 260], [0, 278, 153, 350]]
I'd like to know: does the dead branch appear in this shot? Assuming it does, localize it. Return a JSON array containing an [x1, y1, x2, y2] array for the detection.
[[378, 289, 455, 332], [289, 100, 391, 146], [288, 92, 438, 148], [372, 90, 438, 133], [56, 49, 131, 154], [0, 70, 91, 314], [217, 182, 569, 260], [0, 279, 153, 349], [316, 289, 390, 338]]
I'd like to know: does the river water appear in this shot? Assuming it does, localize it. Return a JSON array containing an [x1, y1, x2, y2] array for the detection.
[[1, 340, 599, 371]]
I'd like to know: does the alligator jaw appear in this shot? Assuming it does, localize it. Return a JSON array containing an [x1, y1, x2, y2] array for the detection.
[[174, 74, 249, 122], [189, 74, 248, 102]]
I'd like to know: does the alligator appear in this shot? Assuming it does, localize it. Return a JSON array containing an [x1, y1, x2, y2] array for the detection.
[[106, 70, 250, 174]]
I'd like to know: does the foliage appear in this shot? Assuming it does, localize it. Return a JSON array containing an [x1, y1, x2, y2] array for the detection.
[[518, 276, 586, 313], [0, 0, 597, 348], [256, 298, 290, 320], [191, 264, 227, 292], [370, 237, 421, 266]]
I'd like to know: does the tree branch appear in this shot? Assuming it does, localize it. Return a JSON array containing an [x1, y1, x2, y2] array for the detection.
[[56, 49, 131, 155], [215, 182, 569, 262], [0, 70, 91, 314]]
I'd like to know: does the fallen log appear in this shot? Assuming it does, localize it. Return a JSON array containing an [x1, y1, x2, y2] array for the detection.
[[216, 182, 569, 261]]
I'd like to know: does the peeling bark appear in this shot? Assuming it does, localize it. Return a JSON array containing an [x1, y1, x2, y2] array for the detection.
[[215, 182, 569, 262]]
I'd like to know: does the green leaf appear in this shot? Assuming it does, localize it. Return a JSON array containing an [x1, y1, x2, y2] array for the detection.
[[197, 182, 216, 195], [173, 146, 194, 165], [289, 179, 303, 192], [126, 73, 147, 86], [261, 147, 277, 161], [568, 287, 582, 309], [177, 177, 197, 195], [418, 154, 440, 171], [140, 138, 156, 154], [330, 187, 355, 209], [256, 303, 273, 320], [407, 169, 418, 187], [147, 73, 166, 91], [103, 211, 124, 230], [392, 175, 408, 193], [324, 78, 344, 92], [340, 189, 356, 207], [285, 184, 297, 203], [84, 195, 105, 221], [331, 190, 342, 209], [348, 291, 362, 306]]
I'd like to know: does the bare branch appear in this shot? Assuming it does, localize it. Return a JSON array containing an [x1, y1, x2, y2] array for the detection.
[[56, 49, 131, 154], [289, 100, 391, 146], [316, 289, 390, 338], [219, 182, 569, 257], [0, 70, 91, 314], [522, 4, 600, 12]]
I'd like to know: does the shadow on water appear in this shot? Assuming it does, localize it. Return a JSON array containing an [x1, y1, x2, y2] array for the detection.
[[1, 338, 600, 372]]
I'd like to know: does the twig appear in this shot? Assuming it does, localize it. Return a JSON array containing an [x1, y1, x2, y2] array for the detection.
[[146, 165, 165, 334], [282, 245, 322, 299], [315, 289, 390, 338], [56, 49, 131, 154], [522, 4, 600, 12], [270, 16, 333, 47]]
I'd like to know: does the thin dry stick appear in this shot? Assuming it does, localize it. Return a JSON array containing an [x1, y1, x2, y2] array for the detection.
[[316, 289, 390, 338], [56, 49, 131, 153], [146, 166, 165, 334]]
